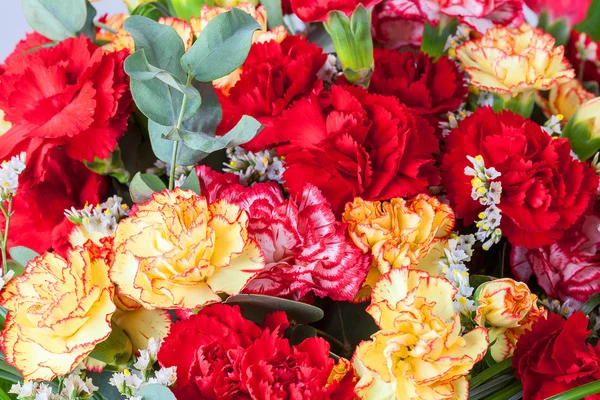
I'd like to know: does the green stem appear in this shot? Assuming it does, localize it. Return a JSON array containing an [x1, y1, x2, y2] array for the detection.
[[315, 328, 349, 354], [546, 380, 600, 400], [469, 357, 514, 389], [168, 72, 194, 190], [93, 20, 118, 35], [0, 199, 11, 275]]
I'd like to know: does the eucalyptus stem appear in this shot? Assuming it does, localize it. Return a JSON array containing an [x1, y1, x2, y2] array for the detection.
[[0, 199, 12, 275], [168, 72, 194, 190], [93, 20, 118, 35]]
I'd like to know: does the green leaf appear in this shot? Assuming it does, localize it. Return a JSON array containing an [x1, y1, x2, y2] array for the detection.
[[129, 173, 167, 204], [469, 357, 514, 389], [420, 18, 459, 60], [131, 1, 172, 20], [9, 247, 40, 268], [149, 121, 208, 165], [78, 1, 97, 40], [181, 8, 261, 82], [546, 18, 570, 46], [580, 293, 600, 315], [181, 115, 263, 152], [179, 171, 201, 194], [88, 324, 132, 367], [125, 50, 200, 99], [0, 387, 10, 400], [575, 0, 600, 41], [547, 380, 600, 400], [481, 381, 522, 400], [22, 0, 87, 41], [561, 113, 600, 160], [260, 0, 285, 30], [137, 384, 177, 400], [469, 275, 495, 292], [469, 375, 516, 400], [226, 294, 324, 324]]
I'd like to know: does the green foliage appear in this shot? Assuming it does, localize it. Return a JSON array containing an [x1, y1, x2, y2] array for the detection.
[[580, 293, 600, 316], [88, 324, 132, 368], [181, 8, 262, 82], [129, 173, 167, 204], [131, 1, 174, 19], [179, 115, 262, 152], [547, 380, 600, 399], [179, 171, 201, 194], [575, 0, 600, 41], [8, 247, 40, 268], [21, 0, 88, 41], [226, 294, 325, 325], [420, 18, 458, 60], [537, 11, 570, 46], [260, 0, 285, 30], [561, 114, 600, 160], [137, 384, 177, 400]]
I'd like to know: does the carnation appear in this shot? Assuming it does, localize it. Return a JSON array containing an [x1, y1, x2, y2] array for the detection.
[[372, 0, 524, 48], [513, 311, 600, 400], [197, 166, 372, 302], [275, 85, 440, 214], [291, 0, 383, 22], [0, 36, 131, 165], [368, 49, 468, 126], [441, 107, 599, 248], [525, 0, 592, 26], [219, 35, 326, 151], [512, 212, 600, 305], [157, 304, 355, 399], [566, 31, 600, 87]]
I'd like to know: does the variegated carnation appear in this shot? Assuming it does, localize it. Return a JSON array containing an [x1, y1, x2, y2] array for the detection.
[[457, 25, 575, 97], [0, 242, 116, 381], [537, 78, 595, 122], [353, 268, 488, 399], [475, 278, 547, 361], [343, 194, 455, 301], [110, 188, 265, 309]]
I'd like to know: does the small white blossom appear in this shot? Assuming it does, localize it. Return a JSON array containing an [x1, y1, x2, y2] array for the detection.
[[148, 367, 177, 387], [64, 195, 129, 237], [317, 54, 339, 83], [59, 375, 98, 399], [225, 147, 286, 186], [109, 372, 127, 392], [0, 152, 26, 199], [439, 106, 471, 137], [133, 350, 151, 371], [543, 114, 564, 136], [577, 33, 598, 62], [146, 337, 162, 360], [438, 234, 477, 314]]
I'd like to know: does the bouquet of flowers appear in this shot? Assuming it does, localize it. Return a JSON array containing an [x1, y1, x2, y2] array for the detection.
[[1, 0, 600, 398]]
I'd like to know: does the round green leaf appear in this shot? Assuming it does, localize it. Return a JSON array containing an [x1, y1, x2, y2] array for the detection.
[[9, 246, 40, 268], [149, 121, 208, 166], [130, 172, 167, 204], [226, 294, 324, 324], [137, 384, 177, 400], [22, 0, 87, 41], [181, 8, 262, 82]]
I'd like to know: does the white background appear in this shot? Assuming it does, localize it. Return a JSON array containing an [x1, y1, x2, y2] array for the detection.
[[0, 0, 128, 61]]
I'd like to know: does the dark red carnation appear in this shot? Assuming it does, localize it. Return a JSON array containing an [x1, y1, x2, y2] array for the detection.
[[2, 32, 51, 67], [2, 148, 107, 256], [441, 107, 599, 248], [0, 35, 131, 170], [511, 212, 600, 305], [158, 304, 355, 399], [566, 30, 600, 86], [525, 0, 591, 26], [219, 35, 326, 151], [272, 84, 439, 214], [369, 49, 467, 126], [196, 166, 371, 301], [513, 312, 600, 400], [291, 0, 383, 22]]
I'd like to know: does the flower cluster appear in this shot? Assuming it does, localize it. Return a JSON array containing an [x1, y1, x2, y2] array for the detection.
[[224, 146, 285, 185], [438, 234, 477, 313]]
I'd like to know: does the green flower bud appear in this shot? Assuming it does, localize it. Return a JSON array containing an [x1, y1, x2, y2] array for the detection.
[[562, 97, 600, 160]]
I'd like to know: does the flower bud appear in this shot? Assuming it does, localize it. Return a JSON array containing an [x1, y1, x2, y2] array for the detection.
[[561, 97, 600, 160], [325, 5, 374, 87]]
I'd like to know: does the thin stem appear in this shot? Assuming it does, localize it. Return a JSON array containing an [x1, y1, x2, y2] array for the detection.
[[0, 199, 11, 276], [93, 20, 118, 35], [337, 302, 349, 347], [314, 329, 348, 353], [168, 72, 194, 190]]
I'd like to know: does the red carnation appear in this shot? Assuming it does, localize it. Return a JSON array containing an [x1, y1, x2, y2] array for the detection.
[[369, 49, 467, 126], [525, 0, 591, 26], [2, 148, 107, 256], [2, 32, 51, 67], [158, 304, 355, 399], [291, 0, 383, 22], [441, 107, 598, 248], [273, 84, 439, 215], [219, 35, 326, 151], [513, 312, 600, 400], [566, 31, 600, 86], [372, 0, 524, 48], [196, 166, 371, 301], [511, 213, 600, 305], [0, 36, 131, 171]]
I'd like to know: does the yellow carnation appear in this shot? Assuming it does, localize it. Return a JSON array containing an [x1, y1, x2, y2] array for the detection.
[[457, 24, 575, 97], [110, 188, 265, 309], [0, 242, 116, 381], [353, 268, 488, 400], [538, 79, 595, 122], [190, 3, 287, 95], [475, 278, 546, 362], [343, 194, 455, 300]]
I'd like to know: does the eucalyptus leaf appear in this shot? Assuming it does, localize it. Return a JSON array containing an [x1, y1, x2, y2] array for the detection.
[[22, 0, 87, 41], [181, 8, 261, 81], [77, 1, 97, 40], [179, 171, 201, 194], [9, 246, 40, 268], [125, 49, 199, 98], [137, 384, 177, 400], [226, 294, 324, 324], [149, 121, 208, 165], [575, 0, 600, 41], [181, 115, 263, 152], [260, 0, 285, 30], [130, 173, 167, 204]]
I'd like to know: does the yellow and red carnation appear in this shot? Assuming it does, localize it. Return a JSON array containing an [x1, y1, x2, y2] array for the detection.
[[343, 194, 455, 300], [537, 78, 595, 122], [110, 188, 265, 309], [457, 24, 575, 97], [475, 278, 546, 361], [0, 241, 116, 381], [353, 268, 488, 399]]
